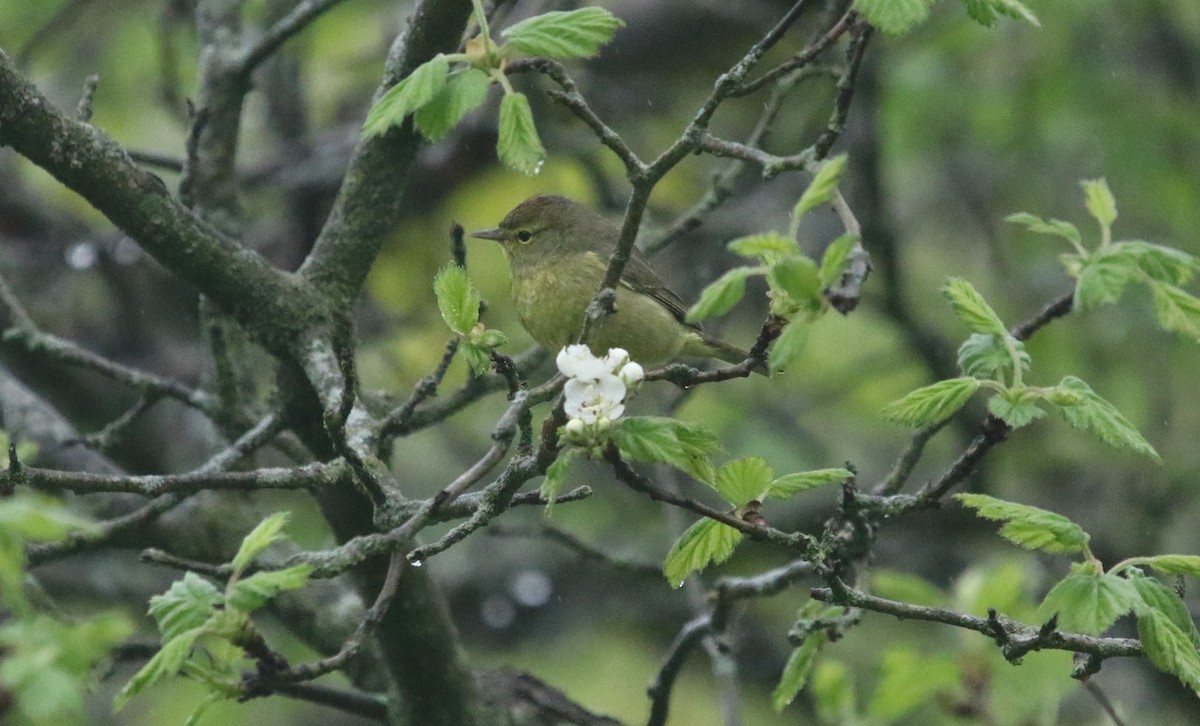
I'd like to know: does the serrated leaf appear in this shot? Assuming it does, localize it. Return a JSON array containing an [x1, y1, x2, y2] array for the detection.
[[1038, 573, 1139, 635], [231, 512, 291, 573], [819, 233, 859, 288], [148, 573, 223, 641], [1130, 571, 1200, 649], [1150, 281, 1200, 342], [612, 417, 720, 482], [685, 267, 754, 323], [882, 377, 980, 427], [987, 389, 1046, 429], [1137, 609, 1200, 690], [956, 333, 1030, 380], [713, 457, 774, 507], [955, 493, 1090, 555], [459, 341, 492, 375], [772, 633, 827, 712], [502, 7, 624, 60], [497, 92, 545, 175], [867, 647, 960, 721], [793, 154, 847, 219], [770, 256, 822, 306], [470, 327, 508, 350], [414, 68, 490, 141], [1051, 376, 1160, 461], [1005, 212, 1082, 246], [433, 265, 481, 335], [1111, 241, 1199, 285], [115, 628, 203, 709], [1140, 555, 1200, 579], [727, 232, 798, 261], [540, 449, 576, 514], [766, 468, 852, 500], [767, 319, 808, 373], [854, 0, 934, 34], [943, 278, 1008, 337], [226, 564, 313, 612], [1082, 178, 1117, 230], [1073, 258, 1134, 309], [362, 54, 450, 139], [663, 518, 742, 588]]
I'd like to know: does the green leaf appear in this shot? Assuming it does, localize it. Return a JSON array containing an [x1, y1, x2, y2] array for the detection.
[[497, 92, 546, 175], [433, 265, 481, 335], [540, 449, 576, 513], [766, 468, 852, 500], [770, 256, 822, 306], [1150, 281, 1200, 342], [1038, 572, 1140, 635], [767, 319, 808, 373], [987, 389, 1046, 429], [1139, 555, 1200, 579], [1005, 212, 1082, 246], [1073, 259, 1135, 309], [226, 564, 314, 612], [148, 573, 223, 641], [957, 333, 1030, 380], [772, 633, 828, 712], [963, 0, 1039, 26], [1130, 571, 1200, 649], [501, 7, 624, 60], [792, 154, 847, 219], [459, 341, 493, 375], [414, 69, 491, 141], [955, 493, 1090, 555], [685, 267, 754, 323], [0, 493, 97, 542], [1081, 178, 1117, 230], [1051, 376, 1160, 461], [231, 512, 291, 574], [727, 232, 798, 261], [115, 628, 203, 709], [881, 377, 980, 427], [819, 233, 859, 288], [663, 518, 742, 588], [470, 327, 508, 350], [362, 54, 450, 139], [943, 277, 1008, 337], [612, 417, 720, 482], [713, 457, 774, 507], [867, 647, 960, 721], [1111, 241, 1199, 285], [811, 659, 857, 722], [1137, 608, 1200, 690], [854, 0, 934, 34]]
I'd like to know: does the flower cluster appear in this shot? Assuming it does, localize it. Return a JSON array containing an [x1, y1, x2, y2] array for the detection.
[[556, 345, 644, 434]]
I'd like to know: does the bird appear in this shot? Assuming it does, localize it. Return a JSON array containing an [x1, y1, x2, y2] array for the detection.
[[472, 195, 762, 371]]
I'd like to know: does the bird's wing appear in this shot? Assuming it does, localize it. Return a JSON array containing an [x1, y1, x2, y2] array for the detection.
[[618, 248, 700, 330]]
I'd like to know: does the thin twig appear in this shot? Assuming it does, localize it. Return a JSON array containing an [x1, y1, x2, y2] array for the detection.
[[646, 616, 711, 726]]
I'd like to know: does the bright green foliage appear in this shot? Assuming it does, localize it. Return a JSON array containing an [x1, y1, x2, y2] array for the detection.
[[1050, 375, 1160, 461], [962, 0, 1040, 27], [943, 277, 1008, 337], [957, 333, 1029, 380], [769, 256, 822, 307], [501, 7, 625, 59], [1139, 555, 1200, 578], [772, 632, 828, 712], [1130, 573, 1200, 649], [1081, 178, 1117, 231], [881, 376, 980, 426], [1037, 570, 1140, 635], [433, 265, 481, 335], [149, 573, 223, 641], [361, 54, 450, 139], [866, 647, 961, 721], [663, 518, 742, 588], [767, 319, 808, 373], [727, 232, 798, 262], [685, 267, 754, 323], [765, 467, 852, 499], [819, 233, 859, 288], [539, 448, 577, 514], [811, 659, 857, 722], [414, 69, 491, 141], [1005, 212, 1082, 247], [230, 511, 291, 573], [497, 92, 546, 175], [1150, 280, 1200, 342], [713, 456, 773, 507], [956, 493, 1091, 555], [1138, 610, 1200, 692], [853, 0, 934, 35], [226, 565, 315, 612], [791, 154, 847, 221], [987, 388, 1046, 429], [612, 417, 720, 482]]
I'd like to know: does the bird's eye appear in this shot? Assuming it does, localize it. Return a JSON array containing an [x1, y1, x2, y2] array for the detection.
[[516, 230, 533, 243]]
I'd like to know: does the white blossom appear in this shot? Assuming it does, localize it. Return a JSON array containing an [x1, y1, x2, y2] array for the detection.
[[564, 376, 626, 425], [618, 361, 644, 387], [556, 344, 610, 381], [556, 345, 645, 430]]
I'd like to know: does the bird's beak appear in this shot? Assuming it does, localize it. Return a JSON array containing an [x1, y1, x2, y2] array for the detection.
[[471, 227, 505, 242]]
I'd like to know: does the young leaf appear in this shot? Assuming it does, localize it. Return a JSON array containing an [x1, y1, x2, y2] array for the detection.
[[957, 333, 1029, 380], [1005, 212, 1082, 247], [663, 518, 742, 588], [414, 69, 491, 141], [713, 457, 774, 507], [955, 493, 1090, 555], [685, 267, 754, 323], [497, 92, 546, 175], [1073, 259, 1134, 309], [727, 232, 798, 261], [459, 341, 492, 375], [853, 0, 933, 35], [226, 564, 314, 612], [819, 233, 859, 288], [766, 468, 852, 499], [148, 573, 223, 641], [1038, 572, 1140, 635], [501, 7, 624, 60], [1112, 240, 1199, 285], [772, 632, 828, 712], [881, 377, 981, 427], [612, 417, 720, 482], [1139, 555, 1200, 579], [1137, 609, 1200, 691], [987, 389, 1046, 429], [767, 319, 808, 373], [1130, 572, 1200, 649], [470, 328, 508, 350], [433, 265, 481, 335], [1081, 178, 1117, 231], [963, 0, 1039, 27], [115, 628, 203, 709], [866, 647, 960, 721], [540, 449, 576, 513], [1149, 280, 1200, 342], [792, 154, 847, 219], [770, 256, 822, 306], [231, 512, 292, 574], [1050, 376, 1160, 461], [362, 54, 450, 139], [943, 278, 1008, 337]]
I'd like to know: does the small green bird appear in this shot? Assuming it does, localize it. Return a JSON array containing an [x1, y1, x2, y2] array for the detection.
[[472, 195, 760, 370]]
